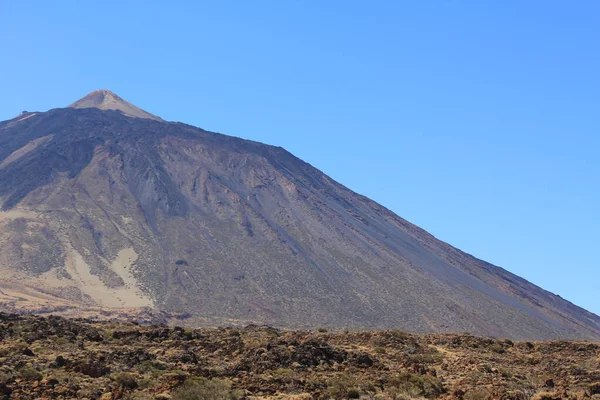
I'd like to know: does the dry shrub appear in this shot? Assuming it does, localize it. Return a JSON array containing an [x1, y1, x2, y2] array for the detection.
[[18, 367, 43, 381], [531, 392, 561, 400], [385, 372, 443, 398], [464, 387, 492, 400], [327, 374, 362, 399], [113, 372, 139, 389], [171, 377, 241, 400]]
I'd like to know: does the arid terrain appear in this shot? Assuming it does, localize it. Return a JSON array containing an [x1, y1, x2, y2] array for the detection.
[[0, 91, 599, 340], [0, 313, 598, 400]]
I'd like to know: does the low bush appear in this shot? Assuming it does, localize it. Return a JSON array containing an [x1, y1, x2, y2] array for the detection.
[[385, 372, 444, 398], [326, 374, 362, 400], [113, 372, 138, 389], [406, 353, 444, 364], [137, 360, 167, 376], [488, 343, 506, 354], [0, 372, 14, 385], [464, 387, 492, 400], [171, 377, 241, 400], [18, 367, 43, 381], [531, 392, 561, 400]]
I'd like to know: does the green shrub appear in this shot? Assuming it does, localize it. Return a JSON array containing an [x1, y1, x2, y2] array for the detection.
[[137, 377, 157, 389], [406, 353, 444, 364], [19, 367, 43, 381], [113, 372, 138, 389], [171, 377, 240, 400], [488, 343, 505, 354], [13, 341, 28, 351], [385, 372, 444, 398], [137, 360, 167, 376], [326, 374, 362, 400], [272, 368, 297, 384]]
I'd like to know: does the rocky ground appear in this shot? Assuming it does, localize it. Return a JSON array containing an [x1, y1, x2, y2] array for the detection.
[[0, 313, 598, 400]]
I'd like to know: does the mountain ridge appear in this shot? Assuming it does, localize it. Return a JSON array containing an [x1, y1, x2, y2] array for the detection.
[[0, 91, 598, 340]]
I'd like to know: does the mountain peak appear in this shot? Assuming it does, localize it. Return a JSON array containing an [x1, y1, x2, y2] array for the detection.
[[68, 89, 162, 121]]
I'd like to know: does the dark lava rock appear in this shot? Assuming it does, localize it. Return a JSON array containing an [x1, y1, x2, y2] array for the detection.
[[71, 361, 111, 378], [21, 348, 35, 357], [0, 383, 12, 396]]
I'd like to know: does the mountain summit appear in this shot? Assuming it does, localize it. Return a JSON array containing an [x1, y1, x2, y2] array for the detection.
[[69, 89, 162, 121], [0, 91, 599, 340]]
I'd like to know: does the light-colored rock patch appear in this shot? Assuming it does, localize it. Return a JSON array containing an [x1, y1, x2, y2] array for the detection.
[[62, 246, 153, 308]]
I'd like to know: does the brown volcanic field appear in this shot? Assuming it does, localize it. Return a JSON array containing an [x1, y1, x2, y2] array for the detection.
[[0, 313, 598, 400]]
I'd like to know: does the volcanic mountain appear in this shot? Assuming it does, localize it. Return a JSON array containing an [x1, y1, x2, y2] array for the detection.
[[0, 90, 598, 340]]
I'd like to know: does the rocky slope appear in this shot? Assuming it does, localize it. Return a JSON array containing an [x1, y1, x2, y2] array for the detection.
[[0, 90, 599, 340], [0, 313, 599, 399]]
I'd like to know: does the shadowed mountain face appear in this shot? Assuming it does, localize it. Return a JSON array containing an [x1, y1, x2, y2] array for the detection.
[[0, 91, 598, 340]]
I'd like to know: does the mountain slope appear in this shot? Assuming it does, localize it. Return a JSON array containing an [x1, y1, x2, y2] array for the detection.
[[0, 91, 598, 340]]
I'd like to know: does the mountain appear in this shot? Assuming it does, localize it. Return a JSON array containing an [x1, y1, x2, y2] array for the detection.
[[0, 90, 598, 340]]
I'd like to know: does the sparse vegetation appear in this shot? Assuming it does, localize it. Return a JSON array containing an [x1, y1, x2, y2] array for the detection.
[[406, 352, 444, 364], [18, 367, 43, 381], [171, 377, 240, 400], [488, 342, 506, 354], [464, 387, 492, 400], [0, 372, 13, 385], [385, 372, 444, 398], [113, 372, 139, 389], [532, 392, 561, 400], [0, 313, 597, 399]]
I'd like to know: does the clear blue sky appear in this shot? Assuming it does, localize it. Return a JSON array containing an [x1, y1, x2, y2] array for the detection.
[[1, 1, 598, 315]]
